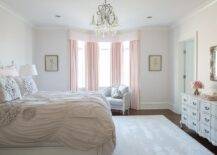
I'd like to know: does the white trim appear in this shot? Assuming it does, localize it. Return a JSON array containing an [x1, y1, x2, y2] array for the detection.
[[0, 1, 33, 27], [173, 31, 198, 114], [177, 31, 198, 80], [34, 26, 71, 30], [139, 102, 173, 110], [171, 0, 217, 28]]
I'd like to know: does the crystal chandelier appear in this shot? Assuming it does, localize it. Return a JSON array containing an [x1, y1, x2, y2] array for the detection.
[[91, 0, 119, 36]]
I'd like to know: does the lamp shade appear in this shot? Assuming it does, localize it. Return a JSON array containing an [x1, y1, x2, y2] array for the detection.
[[19, 64, 38, 77], [0, 66, 19, 77]]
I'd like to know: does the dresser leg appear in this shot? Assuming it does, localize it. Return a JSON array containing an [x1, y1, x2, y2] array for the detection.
[[180, 121, 183, 128]]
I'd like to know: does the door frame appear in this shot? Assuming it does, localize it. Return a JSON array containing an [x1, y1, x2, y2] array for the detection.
[[174, 31, 198, 114]]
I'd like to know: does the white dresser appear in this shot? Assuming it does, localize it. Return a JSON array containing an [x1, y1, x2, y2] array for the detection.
[[181, 93, 217, 146]]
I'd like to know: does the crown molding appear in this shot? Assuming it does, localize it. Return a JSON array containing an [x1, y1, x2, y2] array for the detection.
[[0, 1, 34, 27], [171, 0, 217, 28], [34, 25, 70, 30]]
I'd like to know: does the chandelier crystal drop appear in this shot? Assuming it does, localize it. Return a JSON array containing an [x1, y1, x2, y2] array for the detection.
[[91, 0, 119, 37]]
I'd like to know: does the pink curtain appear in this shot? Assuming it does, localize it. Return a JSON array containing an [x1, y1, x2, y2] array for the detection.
[[69, 40, 78, 91], [130, 40, 140, 110], [85, 42, 99, 91], [111, 42, 122, 86]]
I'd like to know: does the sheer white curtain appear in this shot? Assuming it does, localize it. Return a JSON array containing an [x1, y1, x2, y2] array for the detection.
[[99, 42, 111, 87], [77, 41, 85, 89]]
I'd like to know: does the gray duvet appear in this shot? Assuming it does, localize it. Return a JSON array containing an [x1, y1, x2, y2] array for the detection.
[[0, 91, 116, 154]]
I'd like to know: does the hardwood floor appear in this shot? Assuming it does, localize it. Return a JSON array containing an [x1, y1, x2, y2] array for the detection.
[[112, 109, 217, 154]]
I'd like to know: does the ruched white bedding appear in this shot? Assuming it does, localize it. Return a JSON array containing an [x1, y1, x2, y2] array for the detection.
[[0, 91, 116, 155]]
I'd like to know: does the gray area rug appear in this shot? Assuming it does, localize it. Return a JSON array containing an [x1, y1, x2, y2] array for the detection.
[[113, 115, 213, 155]]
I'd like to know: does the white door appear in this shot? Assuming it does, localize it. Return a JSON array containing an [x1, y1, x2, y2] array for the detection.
[[183, 40, 195, 94]]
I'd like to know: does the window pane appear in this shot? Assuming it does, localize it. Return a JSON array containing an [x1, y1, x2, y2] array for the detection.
[[77, 41, 85, 88], [99, 42, 111, 87], [122, 41, 130, 86]]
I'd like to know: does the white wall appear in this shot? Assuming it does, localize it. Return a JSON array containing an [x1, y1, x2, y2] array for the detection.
[[34, 28, 70, 91], [34, 26, 171, 109], [35, 27, 170, 109], [139, 27, 171, 109], [171, 1, 217, 113], [0, 6, 33, 66]]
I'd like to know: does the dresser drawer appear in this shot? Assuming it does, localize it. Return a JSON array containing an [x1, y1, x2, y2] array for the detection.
[[182, 105, 188, 115], [200, 101, 211, 114], [211, 116, 217, 131], [200, 124, 211, 140], [189, 98, 199, 109], [181, 114, 188, 125], [211, 129, 217, 146], [188, 108, 199, 120], [211, 104, 217, 117], [182, 95, 189, 104], [188, 118, 199, 132], [200, 113, 211, 127]]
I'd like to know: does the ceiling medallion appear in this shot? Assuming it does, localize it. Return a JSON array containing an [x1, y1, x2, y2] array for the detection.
[[91, 0, 119, 37]]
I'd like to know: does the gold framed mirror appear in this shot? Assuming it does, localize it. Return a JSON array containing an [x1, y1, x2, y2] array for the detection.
[[210, 46, 217, 81]]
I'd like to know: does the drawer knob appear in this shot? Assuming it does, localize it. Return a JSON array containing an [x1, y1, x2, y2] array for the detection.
[[184, 99, 187, 102], [183, 108, 186, 111], [205, 118, 210, 122], [205, 107, 210, 110], [193, 122, 196, 126], [192, 112, 196, 116], [204, 129, 209, 134], [193, 102, 196, 105], [183, 117, 187, 120]]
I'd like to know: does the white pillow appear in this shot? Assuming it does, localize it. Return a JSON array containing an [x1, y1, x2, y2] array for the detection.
[[0, 76, 22, 103], [14, 77, 38, 96]]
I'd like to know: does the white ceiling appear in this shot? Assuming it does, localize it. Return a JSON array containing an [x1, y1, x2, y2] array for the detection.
[[0, 0, 213, 30]]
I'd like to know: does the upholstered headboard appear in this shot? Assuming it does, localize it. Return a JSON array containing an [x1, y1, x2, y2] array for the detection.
[[0, 61, 15, 69], [0, 61, 19, 76]]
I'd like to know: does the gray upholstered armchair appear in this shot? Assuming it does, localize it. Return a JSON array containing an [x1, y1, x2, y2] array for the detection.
[[100, 85, 131, 115]]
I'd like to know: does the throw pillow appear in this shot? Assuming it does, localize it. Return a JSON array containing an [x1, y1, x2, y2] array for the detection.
[[14, 77, 38, 96], [0, 76, 22, 103], [118, 85, 129, 95], [111, 86, 123, 99]]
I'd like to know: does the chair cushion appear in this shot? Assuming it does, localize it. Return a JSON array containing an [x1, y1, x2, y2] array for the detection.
[[106, 97, 123, 106]]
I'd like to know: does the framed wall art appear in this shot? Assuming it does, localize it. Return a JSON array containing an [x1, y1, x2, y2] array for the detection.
[[45, 55, 59, 72], [149, 55, 162, 71]]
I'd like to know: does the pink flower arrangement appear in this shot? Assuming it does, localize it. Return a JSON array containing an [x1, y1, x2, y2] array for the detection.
[[192, 81, 204, 89], [192, 81, 204, 95]]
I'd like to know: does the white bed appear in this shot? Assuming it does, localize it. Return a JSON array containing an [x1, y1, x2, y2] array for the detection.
[[0, 91, 116, 155]]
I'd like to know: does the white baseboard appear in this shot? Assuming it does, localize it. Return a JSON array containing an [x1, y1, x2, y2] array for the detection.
[[139, 102, 173, 111]]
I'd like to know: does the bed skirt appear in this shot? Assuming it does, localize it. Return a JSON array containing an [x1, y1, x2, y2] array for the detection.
[[0, 146, 103, 155]]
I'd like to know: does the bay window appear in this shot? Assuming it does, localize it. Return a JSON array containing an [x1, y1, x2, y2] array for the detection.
[[77, 41, 85, 89], [98, 42, 111, 87], [76, 41, 130, 89]]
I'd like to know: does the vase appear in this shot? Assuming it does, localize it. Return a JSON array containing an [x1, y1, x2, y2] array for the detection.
[[194, 89, 200, 96]]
